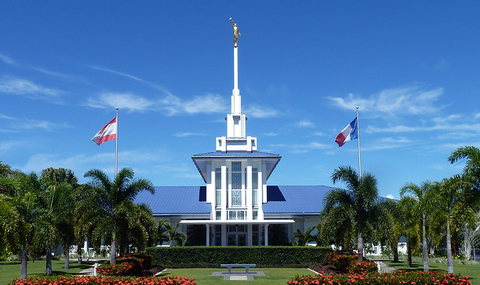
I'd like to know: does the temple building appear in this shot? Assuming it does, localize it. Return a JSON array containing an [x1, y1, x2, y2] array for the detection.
[[135, 23, 334, 246]]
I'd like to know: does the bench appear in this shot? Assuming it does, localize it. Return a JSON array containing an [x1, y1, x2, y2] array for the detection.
[[221, 264, 256, 274]]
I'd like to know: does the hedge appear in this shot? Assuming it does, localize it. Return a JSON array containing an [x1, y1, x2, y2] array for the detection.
[[146, 246, 332, 267]]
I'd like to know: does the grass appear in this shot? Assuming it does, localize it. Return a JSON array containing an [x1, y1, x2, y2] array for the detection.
[[0, 259, 93, 285], [158, 268, 313, 285], [384, 260, 480, 285]]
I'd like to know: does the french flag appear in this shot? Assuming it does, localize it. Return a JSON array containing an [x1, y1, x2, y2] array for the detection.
[[335, 118, 358, 147]]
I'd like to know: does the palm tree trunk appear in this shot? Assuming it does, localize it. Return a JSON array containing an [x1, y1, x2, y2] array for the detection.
[[407, 236, 412, 267], [446, 218, 454, 273], [357, 235, 364, 262], [21, 246, 28, 279], [64, 249, 70, 269], [422, 213, 429, 271], [77, 243, 82, 264], [110, 240, 116, 264], [46, 247, 53, 276], [393, 246, 399, 262]]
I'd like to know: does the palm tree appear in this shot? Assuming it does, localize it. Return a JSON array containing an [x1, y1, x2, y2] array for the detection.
[[291, 226, 317, 246], [116, 202, 158, 254], [40, 168, 79, 270], [448, 146, 480, 183], [398, 196, 421, 267], [157, 219, 186, 246], [370, 198, 403, 262], [400, 181, 439, 271], [322, 166, 378, 261], [436, 174, 478, 273], [80, 168, 154, 264]]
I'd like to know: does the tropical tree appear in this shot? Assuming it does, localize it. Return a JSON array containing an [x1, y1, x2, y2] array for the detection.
[[448, 146, 480, 185], [400, 181, 439, 271], [321, 166, 379, 261], [117, 202, 158, 254], [79, 168, 154, 264], [0, 176, 21, 255], [291, 226, 317, 246], [157, 219, 186, 246], [11, 172, 55, 279], [40, 168, 79, 270], [398, 196, 421, 267], [370, 198, 403, 262], [435, 174, 478, 273]]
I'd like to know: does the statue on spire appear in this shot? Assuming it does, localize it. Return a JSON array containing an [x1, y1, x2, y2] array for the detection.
[[230, 18, 241, 47]]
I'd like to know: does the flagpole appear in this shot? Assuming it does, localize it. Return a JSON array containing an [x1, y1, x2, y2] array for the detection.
[[115, 107, 119, 178], [356, 106, 362, 178]]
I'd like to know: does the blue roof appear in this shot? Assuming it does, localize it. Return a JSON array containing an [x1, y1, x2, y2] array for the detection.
[[263, 185, 334, 214], [135, 186, 211, 215], [192, 151, 281, 158], [135, 185, 334, 216]]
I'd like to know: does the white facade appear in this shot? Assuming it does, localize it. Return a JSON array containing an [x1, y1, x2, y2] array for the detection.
[[187, 39, 294, 246]]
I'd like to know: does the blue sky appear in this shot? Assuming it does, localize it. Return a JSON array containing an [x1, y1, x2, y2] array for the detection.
[[1, 1, 479, 200]]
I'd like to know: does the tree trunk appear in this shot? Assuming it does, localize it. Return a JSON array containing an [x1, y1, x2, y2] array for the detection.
[[64, 248, 70, 269], [110, 240, 116, 264], [357, 235, 364, 262], [77, 244, 82, 264], [21, 246, 28, 279], [446, 219, 454, 273], [422, 213, 429, 271], [393, 246, 399, 262], [407, 236, 412, 267], [46, 247, 53, 276]]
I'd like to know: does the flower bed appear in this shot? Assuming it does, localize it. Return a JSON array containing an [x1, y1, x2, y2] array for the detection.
[[288, 271, 471, 285], [10, 275, 196, 285], [97, 253, 155, 276], [326, 252, 377, 274]]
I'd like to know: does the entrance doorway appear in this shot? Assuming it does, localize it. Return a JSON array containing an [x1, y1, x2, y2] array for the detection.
[[227, 224, 247, 246]]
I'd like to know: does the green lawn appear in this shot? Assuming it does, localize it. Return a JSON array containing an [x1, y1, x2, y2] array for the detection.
[[158, 268, 313, 285], [0, 259, 92, 285], [384, 260, 480, 285]]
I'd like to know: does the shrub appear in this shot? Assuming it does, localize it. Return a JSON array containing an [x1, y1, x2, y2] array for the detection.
[[96, 262, 137, 276], [146, 246, 332, 267], [288, 271, 471, 285], [10, 275, 195, 285]]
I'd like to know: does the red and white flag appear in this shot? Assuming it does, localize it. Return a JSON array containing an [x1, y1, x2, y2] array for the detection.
[[92, 117, 117, 145]]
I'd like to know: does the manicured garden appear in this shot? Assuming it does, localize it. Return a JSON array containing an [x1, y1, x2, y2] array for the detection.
[[6, 252, 477, 285]]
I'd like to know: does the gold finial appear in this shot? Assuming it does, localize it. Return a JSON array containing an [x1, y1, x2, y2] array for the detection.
[[230, 18, 241, 47]]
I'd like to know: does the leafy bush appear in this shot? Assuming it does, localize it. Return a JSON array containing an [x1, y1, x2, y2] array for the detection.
[[97, 253, 154, 276], [96, 262, 137, 276], [10, 275, 196, 285], [146, 246, 331, 267], [288, 271, 471, 285]]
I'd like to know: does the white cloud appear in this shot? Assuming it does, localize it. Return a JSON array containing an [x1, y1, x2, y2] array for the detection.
[[366, 122, 480, 134], [290, 142, 331, 154], [362, 137, 412, 151], [182, 93, 227, 114], [474, 113, 480, 120], [0, 114, 70, 132], [174, 132, 208, 137], [329, 85, 444, 117], [86, 92, 157, 113], [0, 54, 16, 65], [295, 120, 315, 128], [264, 132, 278, 136], [244, 105, 279, 118], [386, 194, 395, 199], [0, 77, 63, 99]]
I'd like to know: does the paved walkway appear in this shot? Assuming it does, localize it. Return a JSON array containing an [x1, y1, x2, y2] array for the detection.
[[375, 261, 397, 273], [77, 259, 105, 276]]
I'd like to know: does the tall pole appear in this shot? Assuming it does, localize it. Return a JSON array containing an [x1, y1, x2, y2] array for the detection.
[[356, 106, 362, 178], [115, 107, 119, 177]]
